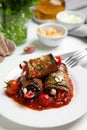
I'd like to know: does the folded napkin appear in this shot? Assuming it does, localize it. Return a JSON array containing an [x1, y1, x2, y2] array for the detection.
[[65, 0, 87, 37], [69, 24, 87, 37]]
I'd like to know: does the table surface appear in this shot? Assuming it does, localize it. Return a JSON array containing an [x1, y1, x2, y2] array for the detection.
[[0, 20, 87, 130]]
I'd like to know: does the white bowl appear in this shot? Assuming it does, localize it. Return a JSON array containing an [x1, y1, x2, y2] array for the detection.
[[56, 11, 85, 31], [36, 23, 67, 47]]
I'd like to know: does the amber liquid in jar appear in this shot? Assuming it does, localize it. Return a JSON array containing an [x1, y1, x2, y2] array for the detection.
[[35, 0, 65, 21]]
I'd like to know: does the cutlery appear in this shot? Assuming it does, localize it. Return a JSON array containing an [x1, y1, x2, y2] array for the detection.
[[59, 48, 87, 67], [59, 48, 87, 59]]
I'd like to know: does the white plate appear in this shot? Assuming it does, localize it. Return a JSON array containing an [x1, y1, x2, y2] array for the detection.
[[0, 65, 87, 128], [32, 15, 56, 24]]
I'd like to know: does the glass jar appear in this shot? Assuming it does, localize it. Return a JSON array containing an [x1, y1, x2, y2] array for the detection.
[[0, 10, 27, 46], [33, 0, 65, 21]]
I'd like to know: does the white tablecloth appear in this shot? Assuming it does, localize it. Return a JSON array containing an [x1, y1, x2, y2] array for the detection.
[[0, 20, 87, 130]]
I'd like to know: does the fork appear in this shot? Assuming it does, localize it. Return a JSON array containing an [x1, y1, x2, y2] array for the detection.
[[64, 48, 87, 68]]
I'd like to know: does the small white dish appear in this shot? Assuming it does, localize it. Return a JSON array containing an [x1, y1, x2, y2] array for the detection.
[[56, 11, 85, 31], [36, 23, 67, 47], [33, 15, 55, 24]]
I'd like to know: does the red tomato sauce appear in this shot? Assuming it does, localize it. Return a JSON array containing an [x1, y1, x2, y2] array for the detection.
[[6, 78, 74, 111]]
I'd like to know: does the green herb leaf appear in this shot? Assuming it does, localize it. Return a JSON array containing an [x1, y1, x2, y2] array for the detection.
[[38, 65, 44, 71]]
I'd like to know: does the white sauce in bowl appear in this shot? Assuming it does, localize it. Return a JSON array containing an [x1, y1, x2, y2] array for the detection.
[[58, 12, 82, 23]]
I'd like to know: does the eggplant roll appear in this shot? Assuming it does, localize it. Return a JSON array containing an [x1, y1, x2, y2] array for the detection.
[[21, 53, 58, 79], [44, 63, 70, 96], [19, 76, 43, 99]]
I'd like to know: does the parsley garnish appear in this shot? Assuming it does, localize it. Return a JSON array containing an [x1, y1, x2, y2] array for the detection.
[[38, 65, 44, 71]]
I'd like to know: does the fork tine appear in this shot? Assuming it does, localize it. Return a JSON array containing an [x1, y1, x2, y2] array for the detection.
[[65, 56, 77, 64], [74, 51, 87, 58], [68, 53, 87, 65], [65, 50, 83, 63], [66, 58, 77, 67], [70, 62, 77, 68], [64, 50, 87, 68], [76, 54, 87, 61]]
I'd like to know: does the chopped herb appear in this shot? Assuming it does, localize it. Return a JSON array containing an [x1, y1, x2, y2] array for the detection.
[[55, 81, 61, 86], [38, 65, 44, 71]]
